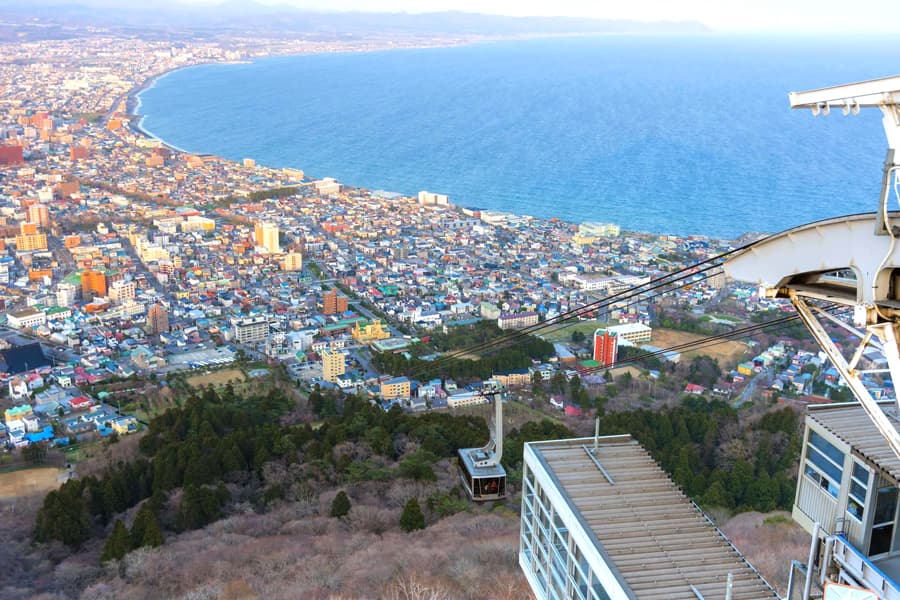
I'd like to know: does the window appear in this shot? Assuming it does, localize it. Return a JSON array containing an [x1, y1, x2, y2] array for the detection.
[[810, 431, 845, 468], [804, 430, 844, 499], [805, 463, 839, 498], [847, 462, 869, 521]]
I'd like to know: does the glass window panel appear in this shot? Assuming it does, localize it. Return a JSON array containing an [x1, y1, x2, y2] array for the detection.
[[874, 487, 898, 524], [850, 481, 867, 504], [808, 446, 843, 483], [810, 431, 845, 466], [853, 462, 869, 484], [847, 498, 863, 521]]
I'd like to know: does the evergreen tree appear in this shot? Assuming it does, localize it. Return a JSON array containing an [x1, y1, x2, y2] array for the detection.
[[131, 503, 164, 548], [400, 498, 426, 532], [331, 491, 351, 518], [101, 520, 130, 563]]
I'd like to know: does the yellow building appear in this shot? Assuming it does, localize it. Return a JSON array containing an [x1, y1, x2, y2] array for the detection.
[[281, 252, 303, 271], [15, 221, 48, 251], [321, 349, 346, 383], [5, 404, 33, 423], [111, 416, 138, 435], [380, 377, 411, 400], [182, 216, 216, 232], [254, 221, 280, 254], [352, 319, 391, 343]]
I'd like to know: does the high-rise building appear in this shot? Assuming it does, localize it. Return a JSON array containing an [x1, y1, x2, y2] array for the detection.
[[281, 252, 303, 271], [15, 222, 47, 252], [147, 303, 170, 335], [0, 145, 24, 165], [519, 435, 778, 600], [81, 269, 107, 300], [231, 316, 269, 344], [321, 348, 346, 383], [56, 282, 78, 307], [322, 288, 348, 315], [27, 204, 50, 229], [108, 280, 136, 304], [592, 328, 618, 366], [254, 221, 280, 254]]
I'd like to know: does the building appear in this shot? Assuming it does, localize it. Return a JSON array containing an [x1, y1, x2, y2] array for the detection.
[[254, 221, 280, 254], [322, 288, 349, 315], [108, 280, 136, 304], [6, 307, 47, 330], [231, 316, 269, 344], [81, 269, 107, 300], [0, 145, 24, 165], [15, 222, 47, 252], [592, 329, 619, 367], [321, 348, 346, 383], [417, 190, 450, 205], [147, 303, 170, 335], [181, 216, 215, 232], [352, 319, 390, 343], [27, 204, 50, 229], [281, 252, 303, 271], [56, 282, 78, 307], [789, 401, 900, 596], [380, 376, 411, 400], [498, 311, 540, 330], [606, 322, 652, 344], [519, 435, 779, 600], [578, 222, 621, 238]]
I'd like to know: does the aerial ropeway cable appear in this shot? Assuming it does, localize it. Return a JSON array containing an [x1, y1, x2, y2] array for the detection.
[[412, 262, 728, 377]]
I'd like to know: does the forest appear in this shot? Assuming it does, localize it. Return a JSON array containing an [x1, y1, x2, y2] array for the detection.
[[371, 320, 555, 381], [33, 374, 802, 564]]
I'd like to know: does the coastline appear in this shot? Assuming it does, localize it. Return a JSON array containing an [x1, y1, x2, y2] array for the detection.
[[121, 36, 748, 242], [127, 63, 214, 154]]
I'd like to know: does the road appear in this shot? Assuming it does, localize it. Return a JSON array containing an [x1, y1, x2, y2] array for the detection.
[[736, 367, 773, 407], [119, 235, 168, 297]]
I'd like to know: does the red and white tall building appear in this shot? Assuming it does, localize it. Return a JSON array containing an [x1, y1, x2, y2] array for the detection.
[[593, 328, 618, 367]]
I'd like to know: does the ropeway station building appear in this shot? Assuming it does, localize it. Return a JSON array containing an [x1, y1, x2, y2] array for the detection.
[[519, 434, 779, 600], [790, 401, 900, 599]]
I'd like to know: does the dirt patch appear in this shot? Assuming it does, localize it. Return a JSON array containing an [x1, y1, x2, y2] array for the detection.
[[720, 510, 809, 595], [652, 328, 749, 367], [0, 466, 65, 500], [187, 368, 246, 388]]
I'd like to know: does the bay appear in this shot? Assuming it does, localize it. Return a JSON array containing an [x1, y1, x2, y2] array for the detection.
[[137, 35, 900, 238]]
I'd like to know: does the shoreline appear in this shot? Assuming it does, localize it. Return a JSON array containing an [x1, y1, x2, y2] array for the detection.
[[122, 36, 743, 242]]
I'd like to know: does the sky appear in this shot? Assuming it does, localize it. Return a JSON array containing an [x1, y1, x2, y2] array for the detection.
[[181, 0, 896, 34]]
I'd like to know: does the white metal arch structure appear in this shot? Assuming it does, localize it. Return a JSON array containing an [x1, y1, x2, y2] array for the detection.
[[726, 75, 900, 459]]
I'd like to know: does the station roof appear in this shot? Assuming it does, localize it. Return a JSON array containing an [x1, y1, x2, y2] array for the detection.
[[527, 436, 778, 600], [808, 401, 900, 482]]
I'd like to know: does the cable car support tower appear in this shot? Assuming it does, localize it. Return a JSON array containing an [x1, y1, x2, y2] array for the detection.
[[725, 75, 900, 458]]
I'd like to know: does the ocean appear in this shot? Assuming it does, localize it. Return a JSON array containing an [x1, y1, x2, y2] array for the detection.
[[136, 35, 900, 239]]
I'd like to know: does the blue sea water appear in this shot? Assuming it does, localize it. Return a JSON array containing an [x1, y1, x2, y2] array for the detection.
[[137, 35, 900, 238]]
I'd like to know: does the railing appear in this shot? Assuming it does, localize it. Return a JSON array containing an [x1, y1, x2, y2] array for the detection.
[[831, 535, 900, 600]]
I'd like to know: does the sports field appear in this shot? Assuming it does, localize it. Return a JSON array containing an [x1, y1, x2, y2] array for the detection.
[[0, 467, 65, 499]]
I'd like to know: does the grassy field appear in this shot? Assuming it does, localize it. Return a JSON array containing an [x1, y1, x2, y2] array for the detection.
[[0, 466, 65, 499], [455, 399, 565, 430], [187, 368, 246, 388], [652, 328, 749, 366], [539, 321, 601, 343]]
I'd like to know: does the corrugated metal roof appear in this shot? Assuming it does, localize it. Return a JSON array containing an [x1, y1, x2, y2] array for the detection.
[[808, 401, 900, 482], [530, 437, 778, 600]]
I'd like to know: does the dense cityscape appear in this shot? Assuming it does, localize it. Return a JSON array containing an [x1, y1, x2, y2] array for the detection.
[[1, 7, 897, 600]]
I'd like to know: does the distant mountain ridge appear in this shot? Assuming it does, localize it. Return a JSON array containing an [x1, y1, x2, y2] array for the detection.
[[0, 1, 710, 36]]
